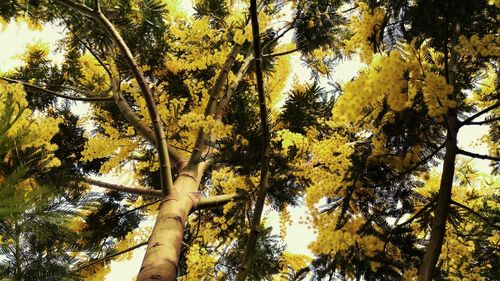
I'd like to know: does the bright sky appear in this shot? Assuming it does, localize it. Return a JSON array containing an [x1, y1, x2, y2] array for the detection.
[[0, 2, 492, 280]]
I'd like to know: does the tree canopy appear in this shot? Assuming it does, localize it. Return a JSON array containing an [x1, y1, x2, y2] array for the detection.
[[0, 0, 498, 280]]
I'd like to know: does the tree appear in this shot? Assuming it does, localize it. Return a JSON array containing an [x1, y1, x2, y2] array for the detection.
[[0, 0, 498, 280]]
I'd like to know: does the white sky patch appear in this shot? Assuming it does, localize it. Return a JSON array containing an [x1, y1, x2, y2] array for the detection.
[[0, 21, 65, 73]]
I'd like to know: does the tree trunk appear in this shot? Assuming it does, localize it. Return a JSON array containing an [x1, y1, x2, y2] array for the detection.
[[419, 14, 461, 280], [136, 169, 203, 281], [418, 113, 458, 280], [235, 0, 271, 279]]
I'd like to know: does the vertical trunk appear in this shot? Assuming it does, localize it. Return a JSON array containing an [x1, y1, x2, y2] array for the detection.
[[136, 170, 202, 281], [418, 113, 458, 280], [419, 14, 461, 280], [235, 0, 271, 280]]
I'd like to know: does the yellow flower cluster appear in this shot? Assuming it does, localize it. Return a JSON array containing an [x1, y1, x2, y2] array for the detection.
[[439, 230, 484, 281], [67, 217, 86, 234], [78, 54, 110, 92], [234, 28, 252, 45], [471, 65, 497, 106], [178, 112, 233, 140], [1, 82, 61, 166], [180, 244, 216, 281], [304, 137, 353, 209], [334, 42, 455, 125], [309, 214, 384, 258], [333, 51, 408, 124], [274, 129, 308, 154], [166, 18, 232, 73], [81, 133, 134, 174], [281, 252, 311, 271], [343, 2, 385, 64], [266, 53, 292, 107], [455, 34, 500, 58], [99, 141, 138, 174], [114, 229, 150, 261], [210, 167, 250, 193], [488, 0, 500, 8], [233, 12, 270, 44], [422, 72, 455, 117], [0, 16, 6, 31]]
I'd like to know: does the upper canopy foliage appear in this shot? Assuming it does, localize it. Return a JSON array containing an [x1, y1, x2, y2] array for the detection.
[[0, 0, 498, 280]]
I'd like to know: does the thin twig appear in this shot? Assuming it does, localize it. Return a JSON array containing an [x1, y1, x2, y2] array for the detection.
[[374, 142, 446, 188], [463, 116, 500, 126], [104, 200, 161, 223], [457, 149, 500, 162], [383, 198, 437, 253], [459, 102, 500, 127], [451, 200, 500, 231], [262, 48, 299, 58], [1, 77, 113, 102], [75, 241, 148, 271], [85, 178, 163, 197]]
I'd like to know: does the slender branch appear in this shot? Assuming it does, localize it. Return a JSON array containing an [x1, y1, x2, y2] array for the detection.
[[192, 193, 242, 212], [75, 241, 148, 271], [54, 0, 96, 18], [451, 200, 500, 231], [292, 266, 311, 281], [457, 149, 500, 161], [262, 1, 304, 50], [85, 178, 162, 197], [262, 48, 299, 59], [459, 102, 500, 127], [463, 116, 500, 126], [104, 200, 161, 223], [397, 198, 437, 229], [236, 1, 272, 279], [186, 43, 242, 170], [56, 0, 174, 196], [93, 0, 100, 12], [53, 3, 112, 77], [108, 74, 186, 170], [214, 52, 254, 120], [1, 77, 113, 102], [374, 142, 446, 188]]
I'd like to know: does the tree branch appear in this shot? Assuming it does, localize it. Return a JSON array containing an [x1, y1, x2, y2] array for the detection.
[[397, 198, 437, 229], [451, 200, 500, 231], [383, 198, 437, 254], [85, 178, 162, 197], [93, 0, 100, 12], [374, 142, 446, 188], [1, 77, 113, 102], [104, 200, 162, 224], [192, 193, 242, 212], [459, 102, 500, 127], [262, 48, 299, 59], [56, 0, 174, 196], [236, 0, 272, 279], [214, 52, 254, 120], [108, 72, 186, 170], [462, 116, 500, 126], [186, 44, 242, 171], [457, 149, 500, 161], [75, 241, 148, 271]]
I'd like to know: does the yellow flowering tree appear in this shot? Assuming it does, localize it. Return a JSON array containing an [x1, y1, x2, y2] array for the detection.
[[1, 0, 498, 280]]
